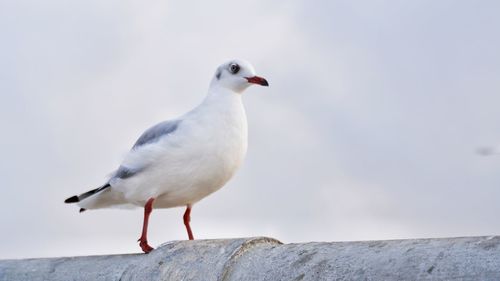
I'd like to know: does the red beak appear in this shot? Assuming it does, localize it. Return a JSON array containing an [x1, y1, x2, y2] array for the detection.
[[246, 76, 269, 86]]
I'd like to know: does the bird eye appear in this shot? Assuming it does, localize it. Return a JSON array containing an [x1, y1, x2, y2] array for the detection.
[[229, 63, 240, 74]]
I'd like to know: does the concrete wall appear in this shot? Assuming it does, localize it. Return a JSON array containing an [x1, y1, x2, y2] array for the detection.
[[1, 236, 500, 280]]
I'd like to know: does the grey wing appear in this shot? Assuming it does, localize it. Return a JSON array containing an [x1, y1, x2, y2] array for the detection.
[[133, 119, 181, 149], [113, 165, 143, 179], [111, 119, 181, 181]]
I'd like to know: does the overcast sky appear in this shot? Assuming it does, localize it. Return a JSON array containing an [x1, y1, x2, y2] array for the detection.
[[1, 0, 500, 259]]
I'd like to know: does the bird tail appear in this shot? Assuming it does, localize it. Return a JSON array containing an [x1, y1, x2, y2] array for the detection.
[[64, 183, 111, 212]]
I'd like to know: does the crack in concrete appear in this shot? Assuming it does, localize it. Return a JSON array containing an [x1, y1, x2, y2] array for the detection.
[[219, 237, 282, 281]]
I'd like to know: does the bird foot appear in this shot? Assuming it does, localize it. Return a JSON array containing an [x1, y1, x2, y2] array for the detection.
[[138, 238, 154, 253]]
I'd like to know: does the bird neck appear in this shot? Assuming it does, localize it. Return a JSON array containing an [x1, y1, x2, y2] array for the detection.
[[186, 85, 245, 124], [203, 85, 243, 107]]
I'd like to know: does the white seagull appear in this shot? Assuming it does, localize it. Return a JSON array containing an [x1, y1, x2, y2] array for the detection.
[[65, 59, 268, 253]]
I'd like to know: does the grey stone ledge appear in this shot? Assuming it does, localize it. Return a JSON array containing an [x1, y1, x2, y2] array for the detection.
[[2, 236, 500, 281]]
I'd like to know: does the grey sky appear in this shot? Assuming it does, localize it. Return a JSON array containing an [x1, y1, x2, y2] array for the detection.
[[1, 0, 500, 259]]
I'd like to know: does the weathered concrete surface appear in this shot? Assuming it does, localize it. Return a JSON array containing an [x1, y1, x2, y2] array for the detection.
[[1, 236, 500, 281]]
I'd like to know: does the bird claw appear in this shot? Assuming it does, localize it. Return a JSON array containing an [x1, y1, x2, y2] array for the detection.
[[138, 239, 154, 253]]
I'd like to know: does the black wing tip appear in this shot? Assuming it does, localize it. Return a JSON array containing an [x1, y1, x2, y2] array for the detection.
[[79, 208, 86, 213], [64, 196, 79, 203]]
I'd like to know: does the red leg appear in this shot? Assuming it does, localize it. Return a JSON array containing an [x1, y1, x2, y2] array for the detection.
[[183, 205, 194, 240], [138, 198, 155, 253]]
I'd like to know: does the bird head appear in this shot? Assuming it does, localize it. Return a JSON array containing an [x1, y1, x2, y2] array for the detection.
[[211, 59, 269, 93]]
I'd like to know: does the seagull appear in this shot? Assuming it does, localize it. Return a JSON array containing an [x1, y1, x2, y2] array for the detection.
[[65, 59, 268, 253]]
